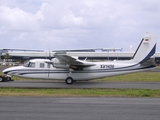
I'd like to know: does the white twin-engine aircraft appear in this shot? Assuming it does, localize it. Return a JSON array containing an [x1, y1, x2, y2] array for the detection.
[[3, 33, 157, 84]]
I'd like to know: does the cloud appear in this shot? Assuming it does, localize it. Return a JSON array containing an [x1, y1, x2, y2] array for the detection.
[[0, 0, 160, 51], [0, 4, 43, 31]]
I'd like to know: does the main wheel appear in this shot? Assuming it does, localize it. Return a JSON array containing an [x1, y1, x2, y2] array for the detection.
[[65, 77, 74, 84], [0, 77, 3, 82]]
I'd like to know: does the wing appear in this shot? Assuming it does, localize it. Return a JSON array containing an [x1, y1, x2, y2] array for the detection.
[[54, 53, 95, 69]]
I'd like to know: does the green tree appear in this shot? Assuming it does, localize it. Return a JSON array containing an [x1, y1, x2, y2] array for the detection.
[[3, 53, 11, 62]]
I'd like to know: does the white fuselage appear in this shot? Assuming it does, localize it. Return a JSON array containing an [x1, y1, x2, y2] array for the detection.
[[3, 59, 155, 81]]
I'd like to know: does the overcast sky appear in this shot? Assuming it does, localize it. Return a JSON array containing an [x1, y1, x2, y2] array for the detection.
[[0, 0, 160, 51]]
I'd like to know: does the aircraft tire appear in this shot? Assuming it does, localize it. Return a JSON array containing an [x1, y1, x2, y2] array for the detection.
[[65, 77, 74, 84], [6, 76, 11, 81], [0, 77, 3, 82], [0, 76, 5, 82]]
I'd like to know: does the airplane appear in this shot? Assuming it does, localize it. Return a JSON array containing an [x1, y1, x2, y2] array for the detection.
[[2, 33, 157, 84]]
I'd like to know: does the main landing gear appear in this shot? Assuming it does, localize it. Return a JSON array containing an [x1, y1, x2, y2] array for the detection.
[[65, 69, 74, 84], [65, 77, 74, 84]]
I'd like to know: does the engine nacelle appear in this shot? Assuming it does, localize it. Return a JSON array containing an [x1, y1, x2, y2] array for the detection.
[[51, 58, 69, 68], [51, 58, 60, 64], [53, 63, 70, 69]]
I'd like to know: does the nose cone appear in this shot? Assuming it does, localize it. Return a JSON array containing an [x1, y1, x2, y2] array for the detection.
[[2, 66, 21, 75], [2, 66, 24, 76], [3, 68, 10, 74]]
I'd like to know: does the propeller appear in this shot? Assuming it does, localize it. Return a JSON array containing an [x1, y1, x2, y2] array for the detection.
[[47, 49, 52, 78], [49, 49, 52, 60]]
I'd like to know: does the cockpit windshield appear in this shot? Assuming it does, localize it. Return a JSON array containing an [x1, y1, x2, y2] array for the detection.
[[23, 61, 29, 67], [23, 61, 35, 68]]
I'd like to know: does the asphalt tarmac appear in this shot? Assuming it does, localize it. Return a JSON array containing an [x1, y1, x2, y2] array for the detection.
[[0, 80, 160, 89], [1, 67, 160, 120], [0, 97, 160, 120]]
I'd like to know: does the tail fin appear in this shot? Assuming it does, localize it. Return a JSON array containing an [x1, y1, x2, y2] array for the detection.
[[132, 33, 157, 63]]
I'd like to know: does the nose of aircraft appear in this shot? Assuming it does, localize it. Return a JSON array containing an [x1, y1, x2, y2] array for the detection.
[[2, 66, 24, 75], [2, 66, 17, 75], [2, 68, 9, 74]]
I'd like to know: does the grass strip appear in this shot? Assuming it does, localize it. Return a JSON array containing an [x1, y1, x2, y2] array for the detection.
[[96, 72, 160, 82], [0, 88, 160, 97]]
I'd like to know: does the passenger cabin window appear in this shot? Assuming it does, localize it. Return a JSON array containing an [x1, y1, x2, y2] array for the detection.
[[40, 63, 45, 68]]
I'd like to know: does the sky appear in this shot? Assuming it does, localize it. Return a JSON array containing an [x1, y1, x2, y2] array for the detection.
[[0, 0, 160, 52]]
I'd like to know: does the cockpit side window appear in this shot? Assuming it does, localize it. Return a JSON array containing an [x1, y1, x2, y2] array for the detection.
[[29, 62, 35, 68], [40, 63, 45, 68], [23, 61, 35, 68], [23, 61, 29, 67]]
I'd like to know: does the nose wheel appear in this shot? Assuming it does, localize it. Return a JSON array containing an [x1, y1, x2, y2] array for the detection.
[[65, 77, 74, 84]]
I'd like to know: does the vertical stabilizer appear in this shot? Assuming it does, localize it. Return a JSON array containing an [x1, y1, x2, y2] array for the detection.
[[132, 33, 157, 63]]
